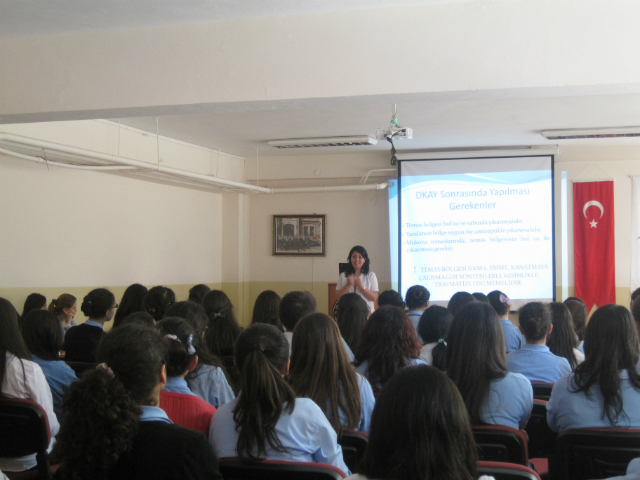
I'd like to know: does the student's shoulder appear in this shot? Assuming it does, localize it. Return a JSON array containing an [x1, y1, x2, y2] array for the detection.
[[504, 372, 533, 391]]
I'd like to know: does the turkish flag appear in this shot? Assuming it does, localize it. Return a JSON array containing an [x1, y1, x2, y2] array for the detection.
[[573, 180, 615, 312]]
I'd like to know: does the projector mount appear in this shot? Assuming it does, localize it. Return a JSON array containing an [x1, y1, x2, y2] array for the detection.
[[377, 104, 412, 165]]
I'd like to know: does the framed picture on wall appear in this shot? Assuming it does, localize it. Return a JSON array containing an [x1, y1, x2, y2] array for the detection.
[[273, 214, 326, 256]]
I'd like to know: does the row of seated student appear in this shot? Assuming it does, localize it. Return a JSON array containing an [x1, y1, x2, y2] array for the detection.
[[3, 283, 640, 479]]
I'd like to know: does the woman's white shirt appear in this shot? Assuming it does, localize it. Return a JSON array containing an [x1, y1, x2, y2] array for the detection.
[[1, 353, 59, 472], [336, 272, 379, 315]]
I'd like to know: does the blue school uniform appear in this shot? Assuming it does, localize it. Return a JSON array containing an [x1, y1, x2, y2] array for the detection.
[[209, 397, 350, 474], [31, 355, 77, 419], [407, 311, 423, 342], [506, 344, 572, 383], [164, 376, 197, 396], [187, 364, 235, 409], [501, 319, 524, 353], [547, 370, 640, 432], [481, 372, 533, 430], [324, 373, 375, 435]]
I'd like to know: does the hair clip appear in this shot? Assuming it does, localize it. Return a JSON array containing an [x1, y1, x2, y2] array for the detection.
[[499, 293, 511, 306], [211, 310, 226, 319], [96, 363, 115, 378], [253, 344, 265, 352], [51, 299, 58, 306], [85, 300, 92, 306], [438, 338, 445, 343], [186, 334, 196, 355], [164, 334, 179, 342]]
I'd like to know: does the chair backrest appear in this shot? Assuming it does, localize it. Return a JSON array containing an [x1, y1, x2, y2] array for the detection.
[[477, 461, 542, 480], [550, 428, 640, 480], [218, 458, 347, 480], [472, 424, 529, 466], [337, 430, 368, 473], [531, 382, 554, 401], [0, 398, 52, 479], [524, 399, 557, 458]]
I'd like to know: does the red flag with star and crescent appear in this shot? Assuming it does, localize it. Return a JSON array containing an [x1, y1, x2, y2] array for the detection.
[[573, 180, 615, 312]]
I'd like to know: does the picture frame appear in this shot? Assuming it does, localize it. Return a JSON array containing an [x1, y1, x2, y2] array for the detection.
[[273, 214, 326, 256]]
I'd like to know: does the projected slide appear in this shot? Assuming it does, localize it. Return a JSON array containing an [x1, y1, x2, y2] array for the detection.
[[397, 156, 554, 306]]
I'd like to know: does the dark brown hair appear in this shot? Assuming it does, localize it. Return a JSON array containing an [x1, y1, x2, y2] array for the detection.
[[202, 290, 241, 358], [547, 302, 579, 369], [518, 302, 551, 342], [49, 294, 76, 318], [21, 310, 63, 361], [251, 290, 283, 332], [0, 298, 32, 396], [336, 293, 368, 353], [565, 299, 587, 341]]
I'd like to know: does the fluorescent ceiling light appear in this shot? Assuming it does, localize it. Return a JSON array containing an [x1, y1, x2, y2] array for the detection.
[[267, 136, 377, 148], [541, 127, 640, 140]]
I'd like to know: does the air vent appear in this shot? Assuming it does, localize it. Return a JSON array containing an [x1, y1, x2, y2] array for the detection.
[[541, 127, 640, 140], [267, 136, 377, 149]]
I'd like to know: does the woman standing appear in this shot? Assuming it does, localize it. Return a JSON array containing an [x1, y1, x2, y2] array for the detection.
[[335, 246, 379, 315]]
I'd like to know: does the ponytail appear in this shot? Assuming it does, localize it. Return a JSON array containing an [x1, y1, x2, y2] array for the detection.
[[49, 294, 76, 317], [233, 324, 295, 460], [53, 368, 139, 480], [431, 339, 448, 371]]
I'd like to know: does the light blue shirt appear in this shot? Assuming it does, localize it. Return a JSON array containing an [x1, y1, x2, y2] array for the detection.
[[342, 338, 355, 362], [59, 319, 78, 337], [407, 311, 423, 341], [325, 373, 375, 435], [140, 405, 173, 424], [506, 344, 572, 383], [187, 364, 235, 408], [577, 341, 585, 353], [354, 358, 426, 392], [84, 319, 104, 329], [547, 370, 640, 432], [481, 372, 533, 430], [501, 319, 524, 353], [164, 376, 197, 396], [209, 397, 350, 475], [31, 355, 77, 419]]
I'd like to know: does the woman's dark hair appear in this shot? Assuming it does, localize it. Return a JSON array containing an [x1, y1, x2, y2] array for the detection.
[[120, 311, 156, 328], [417, 305, 453, 371], [279, 291, 317, 332], [202, 290, 241, 358], [565, 296, 585, 305], [21, 310, 63, 361], [188, 284, 211, 304], [81, 288, 115, 319], [49, 294, 76, 318], [359, 365, 478, 480], [233, 323, 296, 461], [337, 293, 369, 353], [446, 302, 507, 425], [344, 245, 370, 276], [288, 313, 361, 436], [405, 285, 430, 310], [547, 302, 579, 369], [113, 284, 148, 328], [472, 292, 490, 304], [570, 305, 640, 424], [22, 293, 46, 319], [488, 290, 511, 316], [251, 290, 283, 332], [378, 290, 405, 309], [52, 325, 165, 480], [447, 292, 475, 317], [143, 286, 175, 321], [354, 306, 421, 392], [565, 299, 588, 342], [157, 317, 197, 377], [518, 302, 551, 342], [0, 298, 32, 395]]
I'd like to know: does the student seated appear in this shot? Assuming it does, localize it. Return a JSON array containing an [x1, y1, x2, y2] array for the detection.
[[488, 290, 523, 353], [113, 283, 148, 328], [279, 291, 317, 352], [353, 306, 425, 394], [348, 365, 495, 480], [52, 324, 221, 480], [143, 286, 175, 322], [209, 324, 349, 474], [336, 293, 368, 355], [506, 302, 571, 383], [250, 290, 283, 331], [157, 318, 217, 435], [21, 309, 77, 419], [417, 305, 452, 370], [201, 290, 241, 358], [48, 294, 77, 336], [377, 290, 404, 308], [0, 298, 59, 473], [547, 301, 584, 368], [404, 285, 430, 340], [447, 302, 533, 430], [64, 288, 115, 363], [288, 313, 375, 434], [547, 304, 640, 432], [564, 298, 587, 354], [448, 291, 475, 317]]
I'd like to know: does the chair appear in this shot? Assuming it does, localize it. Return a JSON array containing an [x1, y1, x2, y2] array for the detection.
[[473, 425, 529, 466], [337, 430, 368, 473], [478, 461, 542, 480], [0, 398, 53, 480], [550, 428, 640, 480], [525, 399, 557, 458], [218, 458, 347, 480], [64, 361, 96, 377], [531, 382, 554, 401]]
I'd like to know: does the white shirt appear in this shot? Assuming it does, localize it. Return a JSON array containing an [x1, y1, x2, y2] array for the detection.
[[1, 353, 59, 472], [336, 271, 379, 315]]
